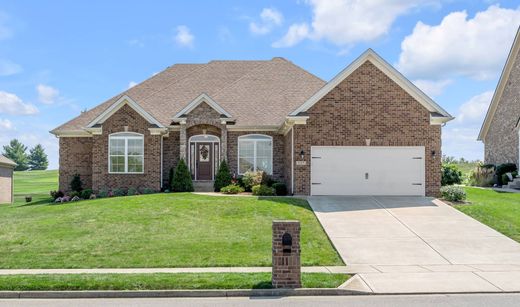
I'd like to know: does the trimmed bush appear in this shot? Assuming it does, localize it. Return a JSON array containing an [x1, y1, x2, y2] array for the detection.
[[214, 160, 232, 192], [252, 184, 275, 196], [142, 188, 155, 194], [220, 184, 245, 194], [242, 171, 267, 191], [440, 185, 466, 202], [80, 189, 93, 200], [168, 167, 174, 189], [272, 182, 288, 196], [69, 191, 80, 199], [441, 164, 462, 186], [112, 188, 126, 197], [97, 189, 109, 198], [496, 163, 517, 185], [70, 173, 83, 193], [50, 190, 64, 200], [127, 187, 138, 196], [171, 159, 194, 192]]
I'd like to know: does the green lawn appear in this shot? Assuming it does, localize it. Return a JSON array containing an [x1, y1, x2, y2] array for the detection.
[[0, 190, 342, 268], [456, 187, 520, 242], [0, 273, 349, 290], [13, 170, 57, 205]]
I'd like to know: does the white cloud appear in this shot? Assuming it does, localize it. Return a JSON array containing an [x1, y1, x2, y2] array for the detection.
[[36, 84, 59, 104], [0, 118, 12, 130], [413, 79, 452, 97], [442, 91, 493, 161], [249, 8, 284, 35], [397, 5, 520, 80], [0, 59, 22, 76], [272, 23, 309, 48], [174, 25, 194, 47], [0, 91, 38, 115], [275, 0, 427, 47], [128, 81, 138, 89]]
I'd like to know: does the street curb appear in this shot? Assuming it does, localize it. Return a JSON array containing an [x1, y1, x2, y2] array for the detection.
[[0, 288, 369, 299]]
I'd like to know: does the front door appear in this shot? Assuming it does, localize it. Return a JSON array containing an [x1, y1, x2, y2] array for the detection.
[[196, 143, 213, 180]]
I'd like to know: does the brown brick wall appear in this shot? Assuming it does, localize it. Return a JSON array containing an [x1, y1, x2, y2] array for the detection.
[[272, 220, 301, 289], [227, 131, 285, 181], [91, 104, 161, 192], [484, 50, 520, 165], [292, 61, 442, 196], [58, 137, 93, 192], [283, 128, 293, 194], [162, 131, 180, 187]]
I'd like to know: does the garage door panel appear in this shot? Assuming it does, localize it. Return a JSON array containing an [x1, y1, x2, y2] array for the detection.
[[311, 146, 425, 196]]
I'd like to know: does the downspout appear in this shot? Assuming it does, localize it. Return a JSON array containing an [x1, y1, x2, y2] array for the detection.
[[160, 135, 164, 189], [291, 127, 294, 195]]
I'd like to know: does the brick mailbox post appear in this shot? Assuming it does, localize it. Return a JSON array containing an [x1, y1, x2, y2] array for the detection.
[[272, 220, 301, 288]]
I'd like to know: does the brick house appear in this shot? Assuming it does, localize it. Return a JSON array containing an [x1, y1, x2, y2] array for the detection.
[[0, 155, 16, 204], [479, 28, 520, 167], [51, 49, 453, 196]]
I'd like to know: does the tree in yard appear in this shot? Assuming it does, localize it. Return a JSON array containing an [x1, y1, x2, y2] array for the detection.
[[214, 159, 232, 192], [171, 159, 194, 192], [28, 144, 48, 170], [2, 139, 29, 171]]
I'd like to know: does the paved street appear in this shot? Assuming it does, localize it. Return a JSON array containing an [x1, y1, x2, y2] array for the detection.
[[308, 196, 520, 293], [2, 294, 520, 306]]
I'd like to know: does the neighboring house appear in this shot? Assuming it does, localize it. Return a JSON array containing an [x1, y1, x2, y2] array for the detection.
[[479, 28, 520, 167], [0, 155, 16, 204], [51, 49, 453, 196]]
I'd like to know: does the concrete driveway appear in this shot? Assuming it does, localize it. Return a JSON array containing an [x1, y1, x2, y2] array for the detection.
[[308, 196, 520, 293]]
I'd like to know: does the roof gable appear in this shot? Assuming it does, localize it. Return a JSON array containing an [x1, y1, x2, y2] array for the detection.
[[289, 49, 453, 123], [86, 95, 164, 128], [478, 27, 520, 141], [173, 93, 232, 120]]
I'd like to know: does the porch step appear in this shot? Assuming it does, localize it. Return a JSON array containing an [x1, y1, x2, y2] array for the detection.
[[507, 177, 520, 190], [193, 181, 214, 192]]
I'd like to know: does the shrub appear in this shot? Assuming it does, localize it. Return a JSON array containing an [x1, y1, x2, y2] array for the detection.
[[50, 190, 64, 200], [468, 164, 495, 187], [142, 188, 155, 194], [98, 189, 109, 198], [214, 160, 232, 192], [171, 159, 194, 192], [127, 187, 138, 196], [272, 182, 288, 196], [252, 184, 275, 196], [80, 189, 93, 200], [440, 185, 466, 202], [496, 163, 517, 185], [70, 173, 83, 193], [441, 164, 463, 186], [168, 167, 174, 189], [69, 191, 80, 199], [220, 184, 245, 194], [112, 188, 126, 197], [242, 171, 267, 191]]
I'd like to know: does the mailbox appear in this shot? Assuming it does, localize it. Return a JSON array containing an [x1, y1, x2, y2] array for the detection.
[[282, 233, 292, 253]]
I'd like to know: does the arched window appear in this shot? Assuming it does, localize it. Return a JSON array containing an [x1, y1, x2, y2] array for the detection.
[[238, 134, 273, 175], [108, 132, 144, 173]]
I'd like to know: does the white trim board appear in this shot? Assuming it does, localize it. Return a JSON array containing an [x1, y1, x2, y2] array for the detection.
[[87, 95, 165, 128], [290, 49, 453, 123], [478, 27, 520, 141], [173, 93, 232, 119]]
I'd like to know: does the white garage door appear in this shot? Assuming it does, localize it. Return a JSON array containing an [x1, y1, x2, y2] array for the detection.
[[311, 146, 425, 196]]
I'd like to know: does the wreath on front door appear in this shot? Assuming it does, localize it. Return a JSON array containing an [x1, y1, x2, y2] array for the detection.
[[200, 145, 209, 161]]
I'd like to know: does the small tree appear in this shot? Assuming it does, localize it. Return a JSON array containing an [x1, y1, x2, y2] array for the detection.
[[171, 159, 193, 192], [2, 139, 29, 171], [28, 144, 49, 170], [214, 160, 232, 192], [441, 164, 462, 186], [70, 173, 83, 192]]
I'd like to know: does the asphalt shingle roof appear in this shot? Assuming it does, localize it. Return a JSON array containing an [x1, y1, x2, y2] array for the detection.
[[52, 58, 325, 133]]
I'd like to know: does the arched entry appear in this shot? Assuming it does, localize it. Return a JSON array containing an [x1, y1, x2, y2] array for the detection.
[[188, 134, 220, 180]]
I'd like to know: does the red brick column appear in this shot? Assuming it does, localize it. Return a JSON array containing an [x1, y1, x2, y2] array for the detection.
[[272, 220, 301, 288]]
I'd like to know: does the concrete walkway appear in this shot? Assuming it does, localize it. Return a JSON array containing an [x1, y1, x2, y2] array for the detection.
[[308, 196, 520, 293]]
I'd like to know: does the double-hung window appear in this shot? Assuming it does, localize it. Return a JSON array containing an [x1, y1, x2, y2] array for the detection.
[[238, 134, 272, 175], [109, 132, 144, 173]]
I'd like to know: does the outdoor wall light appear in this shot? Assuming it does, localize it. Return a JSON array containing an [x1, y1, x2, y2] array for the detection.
[[365, 138, 371, 146], [431, 150, 436, 157], [202, 128, 207, 135], [300, 150, 305, 159]]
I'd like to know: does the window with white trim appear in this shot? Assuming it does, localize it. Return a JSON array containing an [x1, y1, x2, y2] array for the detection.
[[238, 134, 272, 175], [109, 132, 144, 173]]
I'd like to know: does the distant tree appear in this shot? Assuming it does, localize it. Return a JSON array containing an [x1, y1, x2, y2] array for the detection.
[[2, 139, 28, 171], [442, 155, 456, 164], [28, 144, 48, 170]]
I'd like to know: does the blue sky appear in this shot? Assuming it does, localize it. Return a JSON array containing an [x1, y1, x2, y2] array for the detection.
[[1, 0, 519, 169]]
